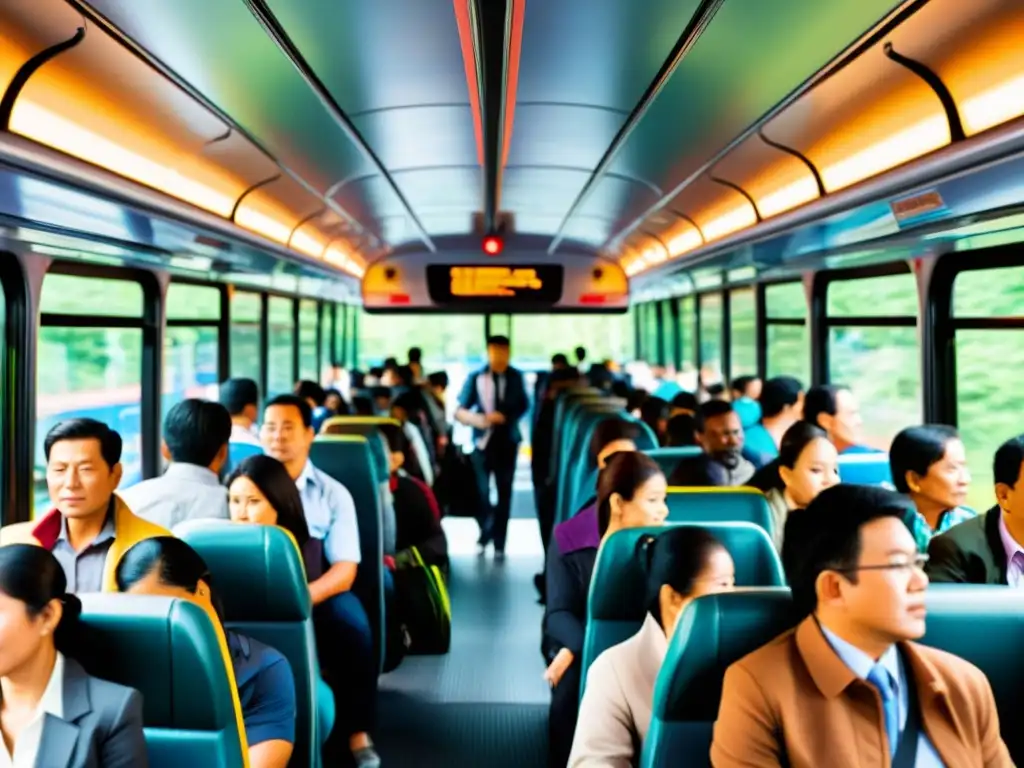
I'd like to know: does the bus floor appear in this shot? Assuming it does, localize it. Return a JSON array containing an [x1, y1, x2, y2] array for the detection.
[[375, 508, 549, 766]]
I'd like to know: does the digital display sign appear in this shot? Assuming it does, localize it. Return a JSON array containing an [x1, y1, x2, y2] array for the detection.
[[426, 264, 564, 305]]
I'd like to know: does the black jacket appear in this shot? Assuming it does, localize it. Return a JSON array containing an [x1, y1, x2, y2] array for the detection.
[[926, 506, 1008, 584], [542, 532, 597, 664]]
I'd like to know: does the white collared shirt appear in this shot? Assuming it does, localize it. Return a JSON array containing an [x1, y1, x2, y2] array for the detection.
[[118, 463, 229, 530], [230, 423, 262, 447], [295, 461, 361, 564], [0, 652, 65, 768]]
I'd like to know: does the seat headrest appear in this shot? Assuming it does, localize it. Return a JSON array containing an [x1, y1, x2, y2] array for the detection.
[[175, 520, 311, 621], [77, 594, 241, 729], [665, 488, 773, 533], [590, 524, 785, 622], [655, 588, 797, 721]]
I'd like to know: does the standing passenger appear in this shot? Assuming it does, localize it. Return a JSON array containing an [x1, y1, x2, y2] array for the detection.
[[544, 452, 668, 768], [570, 528, 734, 766], [118, 399, 232, 530], [1, 420, 168, 593], [890, 425, 975, 551], [0, 545, 148, 767], [927, 434, 1024, 585], [711, 485, 1011, 767], [455, 335, 529, 561], [259, 395, 380, 767]]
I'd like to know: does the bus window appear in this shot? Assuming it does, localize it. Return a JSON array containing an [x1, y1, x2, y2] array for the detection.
[[764, 282, 809, 382], [826, 271, 920, 450], [231, 291, 263, 384], [729, 288, 756, 379], [699, 292, 723, 386], [510, 312, 633, 369], [37, 274, 144, 515], [679, 296, 696, 377], [164, 283, 220, 415], [641, 303, 658, 363], [267, 296, 295, 398], [298, 299, 319, 382], [953, 265, 1024, 510]]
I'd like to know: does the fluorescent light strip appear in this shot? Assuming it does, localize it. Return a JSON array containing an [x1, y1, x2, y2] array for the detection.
[[961, 72, 1024, 135]]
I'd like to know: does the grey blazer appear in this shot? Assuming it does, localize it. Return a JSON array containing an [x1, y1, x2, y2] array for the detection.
[[36, 657, 148, 768]]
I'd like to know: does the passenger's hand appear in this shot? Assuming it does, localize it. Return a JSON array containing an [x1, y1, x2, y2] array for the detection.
[[543, 648, 575, 688], [486, 411, 507, 426]]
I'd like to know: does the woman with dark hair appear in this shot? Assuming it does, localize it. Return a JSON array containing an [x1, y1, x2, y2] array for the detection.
[[226, 454, 323, 581], [0, 545, 147, 767], [890, 425, 975, 551], [763, 422, 840, 551], [543, 452, 668, 768], [116, 538, 298, 768], [569, 527, 734, 766]]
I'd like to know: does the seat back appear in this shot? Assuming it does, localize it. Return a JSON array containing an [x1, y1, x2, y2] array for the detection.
[[666, 488, 773, 537], [77, 594, 249, 768], [582, 524, 783, 692], [227, 442, 263, 473], [555, 404, 626, 525], [309, 436, 385, 673], [645, 586, 1024, 766], [176, 521, 323, 768], [320, 417, 398, 483], [566, 418, 659, 519], [645, 447, 703, 478], [550, 391, 605, 482], [838, 452, 894, 486]]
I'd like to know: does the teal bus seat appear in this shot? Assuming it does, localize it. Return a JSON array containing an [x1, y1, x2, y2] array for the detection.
[[77, 594, 248, 768], [309, 436, 385, 674], [645, 447, 703, 478], [550, 392, 608, 486], [838, 452, 894, 486], [666, 488, 773, 538], [644, 586, 1024, 767], [227, 441, 263, 473], [566, 418, 659, 521], [176, 520, 328, 768], [320, 417, 398, 484], [581, 523, 783, 693], [555, 404, 629, 525]]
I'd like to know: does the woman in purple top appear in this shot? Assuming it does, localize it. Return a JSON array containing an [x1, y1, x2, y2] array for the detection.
[[542, 451, 668, 768]]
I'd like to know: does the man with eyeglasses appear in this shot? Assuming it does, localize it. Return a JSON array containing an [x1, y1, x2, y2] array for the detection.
[[711, 484, 1010, 768]]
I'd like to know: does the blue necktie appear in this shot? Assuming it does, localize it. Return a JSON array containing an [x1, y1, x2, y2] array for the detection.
[[867, 664, 899, 758]]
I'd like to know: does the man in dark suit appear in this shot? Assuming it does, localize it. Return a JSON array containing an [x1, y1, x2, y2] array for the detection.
[[456, 335, 529, 560], [927, 434, 1024, 585]]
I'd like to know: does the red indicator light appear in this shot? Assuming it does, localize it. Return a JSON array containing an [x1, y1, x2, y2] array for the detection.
[[482, 235, 503, 255], [579, 293, 607, 305], [388, 293, 411, 305]]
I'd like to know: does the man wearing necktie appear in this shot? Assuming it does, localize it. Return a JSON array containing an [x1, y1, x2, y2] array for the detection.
[[455, 335, 529, 560], [711, 484, 1011, 768]]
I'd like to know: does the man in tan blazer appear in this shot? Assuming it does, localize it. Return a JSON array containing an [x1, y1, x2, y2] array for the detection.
[[711, 484, 1011, 768]]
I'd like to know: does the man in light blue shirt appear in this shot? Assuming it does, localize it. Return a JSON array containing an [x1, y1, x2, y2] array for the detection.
[[261, 395, 380, 768]]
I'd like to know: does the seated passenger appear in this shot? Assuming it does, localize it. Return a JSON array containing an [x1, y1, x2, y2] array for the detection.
[[260, 395, 380, 767], [668, 401, 755, 487], [227, 454, 322, 580], [763, 422, 840, 552], [664, 413, 698, 448], [639, 397, 671, 446], [220, 377, 261, 447], [378, 424, 448, 572], [117, 538, 296, 768], [730, 376, 763, 431], [1, 419, 168, 593], [569, 528, 734, 767], [711, 485, 1011, 768], [927, 434, 1024, 585], [323, 388, 350, 417], [0, 545, 147, 766], [294, 381, 331, 433], [803, 384, 881, 454], [669, 391, 698, 418], [119, 398, 232, 529], [743, 376, 805, 458], [391, 390, 435, 486], [544, 453, 668, 768], [890, 425, 975, 551]]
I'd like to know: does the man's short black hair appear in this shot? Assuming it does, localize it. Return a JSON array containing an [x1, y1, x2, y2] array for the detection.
[[164, 399, 232, 467], [671, 391, 699, 412], [487, 335, 510, 348], [428, 371, 449, 389], [408, 347, 422, 363], [551, 353, 569, 367], [784, 484, 915, 618], [695, 400, 735, 432], [889, 424, 960, 494], [803, 384, 847, 429], [994, 435, 1024, 488], [760, 376, 805, 418], [574, 346, 587, 362], [294, 380, 326, 406], [219, 378, 259, 416], [731, 375, 757, 396], [265, 394, 313, 428], [44, 419, 122, 468]]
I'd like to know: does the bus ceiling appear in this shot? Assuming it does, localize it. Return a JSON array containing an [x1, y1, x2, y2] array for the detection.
[[0, 0, 1020, 299]]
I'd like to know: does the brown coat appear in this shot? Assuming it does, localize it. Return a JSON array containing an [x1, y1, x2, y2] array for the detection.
[[710, 616, 1012, 768]]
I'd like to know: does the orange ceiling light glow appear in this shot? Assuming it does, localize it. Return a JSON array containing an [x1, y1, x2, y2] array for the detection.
[[667, 228, 702, 257], [234, 205, 293, 245], [756, 175, 821, 219], [290, 228, 327, 259], [10, 100, 236, 216], [701, 204, 758, 242], [960, 72, 1024, 135]]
